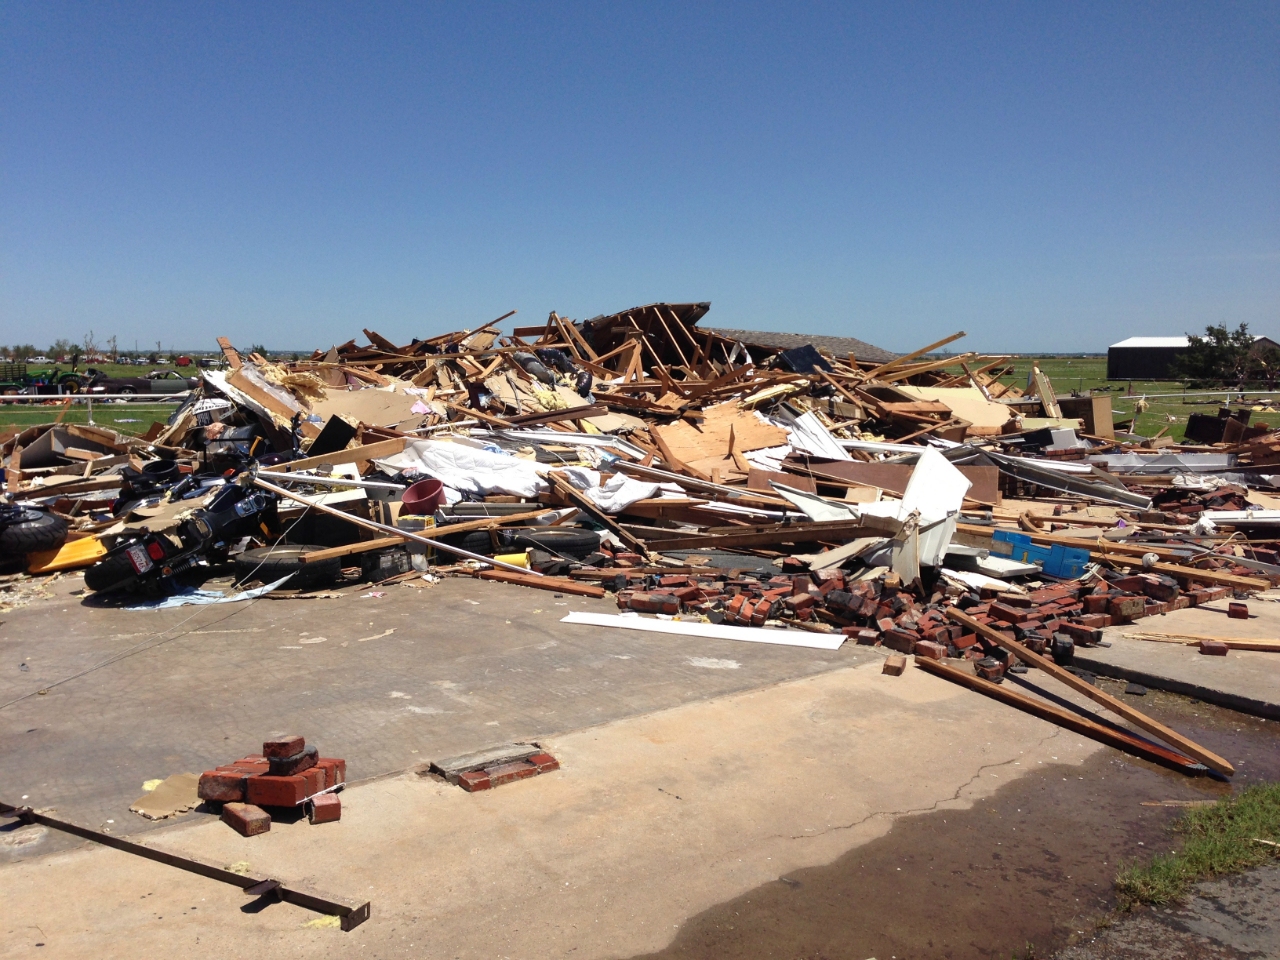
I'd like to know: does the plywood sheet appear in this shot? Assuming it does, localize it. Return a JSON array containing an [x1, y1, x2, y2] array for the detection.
[[651, 403, 788, 464]]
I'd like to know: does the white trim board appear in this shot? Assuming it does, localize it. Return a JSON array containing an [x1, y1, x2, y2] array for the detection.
[[559, 612, 846, 650]]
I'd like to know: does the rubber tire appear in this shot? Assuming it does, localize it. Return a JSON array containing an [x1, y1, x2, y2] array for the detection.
[[233, 545, 341, 590], [508, 528, 600, 558], [119, 386, 137, 395], [0, 508, 68, 558], [434, 526, 600, 559], [84, 548, 143, 593]]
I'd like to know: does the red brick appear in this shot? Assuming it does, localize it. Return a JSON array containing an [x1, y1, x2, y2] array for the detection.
[[952, 633, 978, 650], [1078, 613, 1112, 629], [989, 602, 1031, 624], [876, 617, 896, 633], [628, 592, 680, 614], [316, 758, 346, 789], [1199, 640, 1229, 656], [913, 640, 946, 660], [1228, 602, 1249, 620], [246, 774, 308, 807], [1108, 595, 1146, 621], [199, 769, 251, 803], [882, 654, 907, 676], [307, 793, 341, 824], [221, 802, 271, 837], [486, 760, 538, 787], [268, 744, 318, 777], [458, 771, 491, 792], [527, 752, 560, 773], [880, 628, 920, 654], [262, 735, 305, 759]]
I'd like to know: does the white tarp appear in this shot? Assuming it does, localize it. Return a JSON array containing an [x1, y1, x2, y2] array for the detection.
[[376, 440, 671, 512]]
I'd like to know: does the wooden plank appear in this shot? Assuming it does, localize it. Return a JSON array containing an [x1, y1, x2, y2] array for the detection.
[[547, 472, 648, 555], [301, 537, 405, 563], [914, 658, 1201, 770], [946, 608, 1234, 776], [646, 516, 901, 552], [474, 568, 605, 597], [271, 437, 409, 473], [216, 337, 242, 370], [1124, 631, 1280, 653], [861, 331, 966, 380]]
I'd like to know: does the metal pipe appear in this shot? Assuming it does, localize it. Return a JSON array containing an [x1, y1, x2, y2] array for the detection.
[[258, 471, 404, 491], [253, 475, 542, 577]]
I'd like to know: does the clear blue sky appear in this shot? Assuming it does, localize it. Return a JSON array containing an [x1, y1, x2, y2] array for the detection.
[[2, 2, 1276, 355]]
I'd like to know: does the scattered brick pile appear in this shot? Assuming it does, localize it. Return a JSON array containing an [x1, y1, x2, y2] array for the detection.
[[198, 735, 345, 836], [613, 565, 1239, 675]]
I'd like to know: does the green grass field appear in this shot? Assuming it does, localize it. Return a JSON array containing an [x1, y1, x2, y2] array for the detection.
[[992, 356, 1280, 442], [0, 361, 197, 437]]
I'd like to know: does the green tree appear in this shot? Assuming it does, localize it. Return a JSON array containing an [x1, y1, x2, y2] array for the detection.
[[1173, 323, 1257, 386]]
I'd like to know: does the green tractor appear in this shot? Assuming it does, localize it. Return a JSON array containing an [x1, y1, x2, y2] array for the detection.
[[0, 361, 87, 396]]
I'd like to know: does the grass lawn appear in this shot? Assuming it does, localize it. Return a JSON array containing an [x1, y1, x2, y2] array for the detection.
[[1115, 782, 1280, 909], [0, 400, 179, 438], [990, 356, 1280, 442]]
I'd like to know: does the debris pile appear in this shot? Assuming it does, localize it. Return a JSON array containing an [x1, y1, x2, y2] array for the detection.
[[3, 302, 1279, 777]]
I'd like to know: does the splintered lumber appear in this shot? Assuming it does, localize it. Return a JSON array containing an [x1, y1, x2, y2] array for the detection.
[[474, 568, 605, 598], [642, 516, 901, 552], [860, 331, 966, 380], [946, 607, 1234, 776], [1124, 632, 1280, 653], [547, 472, 649, 555], [253, 476, 536, 576], [273, 437, 409, 473], [914, 658, 1203, 772], [301, 537, 406, 563]]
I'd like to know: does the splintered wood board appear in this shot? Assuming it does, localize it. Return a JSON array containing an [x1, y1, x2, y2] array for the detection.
[[650, 402, 787, 463]]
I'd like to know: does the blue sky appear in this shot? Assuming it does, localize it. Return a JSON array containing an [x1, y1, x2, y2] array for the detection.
[[2, 2, 1276, 354]]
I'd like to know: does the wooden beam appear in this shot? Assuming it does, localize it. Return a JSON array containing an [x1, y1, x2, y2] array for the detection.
[[861, 331, 967, 380], [474, 568, 605, 597], [269, 437, 409, 474], [914, 658, 1202, 771], [946, 607, 1234, 776], [301, 537, 405, 563], [643, 516, 901, 552], [216, 337, 242, 370], [547, 472, 648, 555]]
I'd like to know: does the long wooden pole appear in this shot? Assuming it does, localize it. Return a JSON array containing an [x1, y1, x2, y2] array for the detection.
[[946, 608, 1234, 776], [253, 476, 539, 576]]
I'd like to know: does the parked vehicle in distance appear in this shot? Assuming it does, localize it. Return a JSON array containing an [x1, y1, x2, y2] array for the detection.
[[197, 357, 228, 369], [30, 356, 50, 364], [86, 369, 199, 395], [175, 355, 192, 367]]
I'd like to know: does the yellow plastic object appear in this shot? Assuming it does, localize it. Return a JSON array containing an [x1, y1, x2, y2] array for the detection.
[[26, 536, 108, 573], [492, 551, 529, 569]]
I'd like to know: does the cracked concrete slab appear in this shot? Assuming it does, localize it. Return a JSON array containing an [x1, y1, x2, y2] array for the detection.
[[0, 658, 1101, 959]]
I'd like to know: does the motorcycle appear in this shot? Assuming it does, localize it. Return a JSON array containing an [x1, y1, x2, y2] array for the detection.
[[84, 471, 279, 595]]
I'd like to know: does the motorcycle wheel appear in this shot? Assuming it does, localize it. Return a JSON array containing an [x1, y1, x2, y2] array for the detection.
[[0, 508, 69, 558], [84, 548, 143, 593]]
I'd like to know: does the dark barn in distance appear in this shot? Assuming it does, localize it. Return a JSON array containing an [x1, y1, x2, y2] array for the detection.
[[1107, 335, 1280, 381]]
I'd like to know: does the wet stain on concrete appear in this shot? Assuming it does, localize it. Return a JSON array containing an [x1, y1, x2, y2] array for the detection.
[[633, 683, 1280, 960]]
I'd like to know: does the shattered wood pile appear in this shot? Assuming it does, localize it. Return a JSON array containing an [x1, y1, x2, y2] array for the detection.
[[4, 301, 1280, 778]]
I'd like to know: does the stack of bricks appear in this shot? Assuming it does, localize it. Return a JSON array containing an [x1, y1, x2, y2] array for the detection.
[[607, 561, 1245, 683], [198, 735, 346, 835]]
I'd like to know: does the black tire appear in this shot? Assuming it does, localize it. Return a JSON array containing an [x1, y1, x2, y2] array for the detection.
[[233, 545, 341, 590], [141, 460, 180, 484], [119, 386, 137, 395], [0, 508, 68, 558], [508, 527, 600, 558], [84, 548, 142, 593], [434, 526, 600, 559]]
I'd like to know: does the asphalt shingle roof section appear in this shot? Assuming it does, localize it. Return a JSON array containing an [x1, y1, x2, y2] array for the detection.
[[701, 327, 899, 364]]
